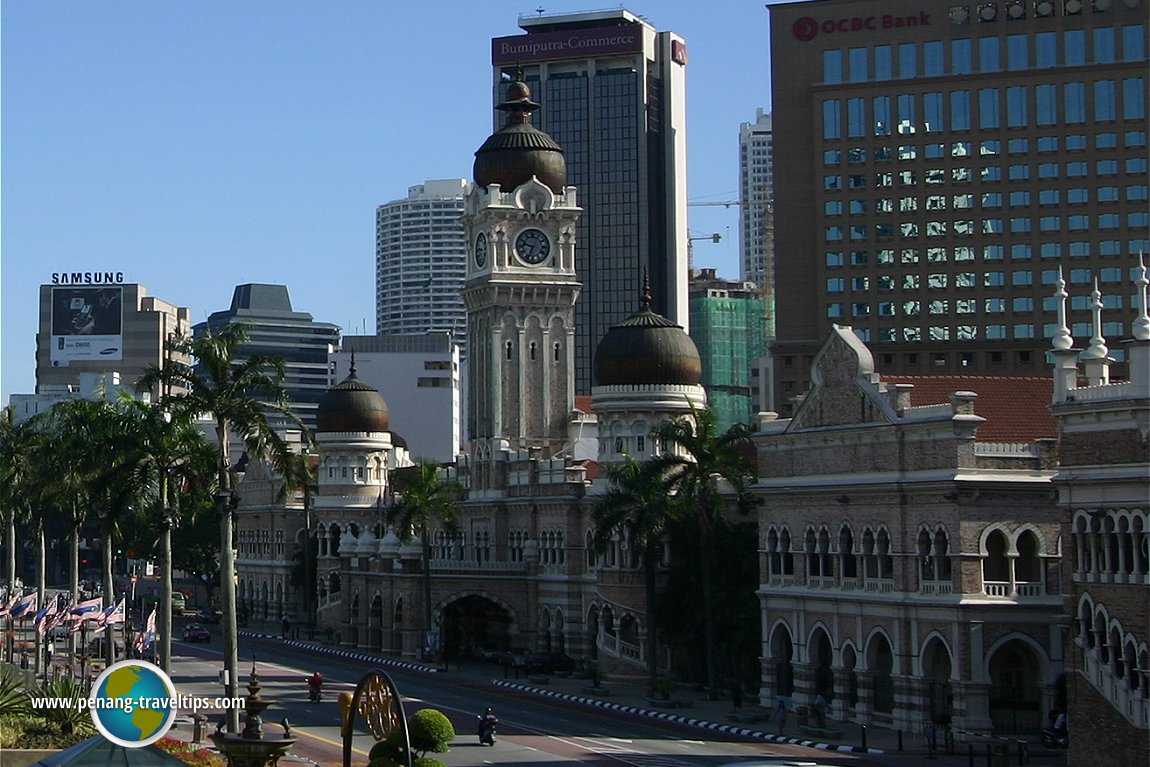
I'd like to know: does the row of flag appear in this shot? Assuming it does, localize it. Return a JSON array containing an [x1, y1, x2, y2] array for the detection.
[[0, 591, 135, 637]]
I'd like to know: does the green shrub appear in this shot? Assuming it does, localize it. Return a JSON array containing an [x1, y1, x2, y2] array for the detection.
[[34, 675, 94, 736], [412, 759, 447, 767], [407, 708, 454, 755], [0, 668, 31, 718]]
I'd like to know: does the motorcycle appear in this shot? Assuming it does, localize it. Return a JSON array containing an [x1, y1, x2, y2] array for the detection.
[[307, 675, 323, 703], [477, 714, 498, 745]]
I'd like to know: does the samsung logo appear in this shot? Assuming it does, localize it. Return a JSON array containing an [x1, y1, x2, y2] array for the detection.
[[51, 271, 125, 285]]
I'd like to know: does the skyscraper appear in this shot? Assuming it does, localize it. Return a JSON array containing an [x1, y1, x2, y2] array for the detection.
[[375, 179, 470, 357], [195, 284, 340, 431], [738, 109, 776, 292], [768, 0, 1149, 415], [688, 269, 768, 430], [491, 8, 689, 393]]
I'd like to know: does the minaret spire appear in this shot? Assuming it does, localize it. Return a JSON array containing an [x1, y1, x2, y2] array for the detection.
[[1133, 252, 1150, 342], [1051, 267, 1073, 351]]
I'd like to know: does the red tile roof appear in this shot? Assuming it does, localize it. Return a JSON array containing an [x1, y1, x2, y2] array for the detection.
[[882, 375, 1056, 442]]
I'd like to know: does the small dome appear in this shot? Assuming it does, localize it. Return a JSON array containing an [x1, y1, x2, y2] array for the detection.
[[474, 79, 566, 194], [316, 363, 390, 433], [593, 291, 702, 387]]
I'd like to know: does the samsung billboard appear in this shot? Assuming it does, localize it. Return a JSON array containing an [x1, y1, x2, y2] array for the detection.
[[50, 286, 123, 366]]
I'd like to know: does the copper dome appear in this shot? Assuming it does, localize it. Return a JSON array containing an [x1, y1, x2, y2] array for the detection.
[[593, 298, 702, 387], [473, 79, 566, 194], [316, 366, 390, 433]]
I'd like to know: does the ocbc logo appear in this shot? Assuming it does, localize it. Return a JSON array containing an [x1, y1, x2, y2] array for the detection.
[[793, 16, 819, 42]]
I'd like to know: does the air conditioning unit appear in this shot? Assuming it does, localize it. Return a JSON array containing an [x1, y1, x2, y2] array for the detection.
[[979, 2, 999, 19], [949, 4, 972, 23], [1064, 0, 1083, 13], [1035, 0, 1055, 16], [1008, 0, 1027, 17]]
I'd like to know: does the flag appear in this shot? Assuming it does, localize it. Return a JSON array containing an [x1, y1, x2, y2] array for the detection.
[[69, 597, 103, 617], [10, 592, 37, 619], [0, 593, 16, 618], [135, 606, 157, 654], [34, 599, 59, 636], [95, 598, 125, 626]]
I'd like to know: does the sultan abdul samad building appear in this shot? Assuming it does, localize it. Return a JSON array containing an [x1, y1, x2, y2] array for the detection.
[[235, 73, 1150, 753]]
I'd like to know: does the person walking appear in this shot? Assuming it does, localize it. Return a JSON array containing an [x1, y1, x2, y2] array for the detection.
[[774, 698, 788, 734]]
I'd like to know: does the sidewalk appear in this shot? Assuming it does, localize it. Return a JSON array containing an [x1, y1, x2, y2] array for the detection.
[[242, 631, 1069, 766]]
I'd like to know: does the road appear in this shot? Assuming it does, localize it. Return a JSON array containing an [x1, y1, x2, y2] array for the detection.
[[166, 628, 866, 767]]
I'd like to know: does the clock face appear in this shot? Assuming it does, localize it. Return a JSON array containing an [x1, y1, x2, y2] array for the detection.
[[514, 228, 551, 264], [474, 232, 488, 268]]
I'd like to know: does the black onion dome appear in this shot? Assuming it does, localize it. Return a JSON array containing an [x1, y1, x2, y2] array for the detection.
[[316, 363, 390, 433], [593, 291, 702, 387], [474, 79, 566, 194]]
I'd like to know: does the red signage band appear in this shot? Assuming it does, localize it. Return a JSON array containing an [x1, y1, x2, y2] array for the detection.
[[793, 12, 931, 42]]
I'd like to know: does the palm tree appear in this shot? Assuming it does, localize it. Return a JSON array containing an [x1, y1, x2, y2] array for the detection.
[[141, 323, 300, 733], [648, 405, 754, 700], [592, 455, 680, 697], [120, 398, 215, 673], [283, 452, 318, 632], [0, 407, 33, 595], [387, 460, 462, 660]]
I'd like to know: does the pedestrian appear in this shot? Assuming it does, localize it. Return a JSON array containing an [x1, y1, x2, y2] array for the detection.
[[775, 698, 788, 733], [281, 615, 290, 638]]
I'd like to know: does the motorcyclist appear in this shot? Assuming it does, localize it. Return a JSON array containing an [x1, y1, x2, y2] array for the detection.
[[308, 672, 323, 701], [476, 707, 499, 745]]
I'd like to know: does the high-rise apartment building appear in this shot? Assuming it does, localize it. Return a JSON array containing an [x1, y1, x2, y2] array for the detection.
[[688, 269, 769, 430], [195, 284, 340, 431], [738, 109, 776, 290], [491, 8, 689, 393], [35, 278, 190, 397], [375, 179, 470, 358], [768, 0, 1149, 415]]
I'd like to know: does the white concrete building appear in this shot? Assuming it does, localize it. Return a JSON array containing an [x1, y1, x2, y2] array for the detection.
[[738, 108, 774, 294], [375, 179, 470, 358], [333, 334, 463, 463]]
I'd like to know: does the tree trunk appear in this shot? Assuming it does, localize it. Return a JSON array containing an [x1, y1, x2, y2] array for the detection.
[[217, 418, 241, 734], [34, 531, 45, 675], [158, 473, 173, 674], [5, 516, 15, 598], [69, 506, 80, 659], [102, 520, 116, 667], [643, 553, 659, 698], [421, 527, 434, 660]]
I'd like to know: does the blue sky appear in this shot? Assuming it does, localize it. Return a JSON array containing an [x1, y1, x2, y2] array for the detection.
[[1, 2, 774, 402]]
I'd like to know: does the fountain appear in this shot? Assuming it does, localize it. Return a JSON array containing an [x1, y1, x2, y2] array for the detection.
[[211, 659, 296, 767]]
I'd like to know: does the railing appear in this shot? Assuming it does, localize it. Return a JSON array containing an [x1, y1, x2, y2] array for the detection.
[[864, 579, 895, 593], [1079, 642, 1150, 728], [919, 582, 954, 595], [766, 575, 795, 587], [982, 581, 1043, 598], [808, 576, 837, 589]]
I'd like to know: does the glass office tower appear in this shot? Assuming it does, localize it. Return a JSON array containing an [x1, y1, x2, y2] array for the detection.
[[768, 0, 1148, 414], [491, 9, 689, 393]]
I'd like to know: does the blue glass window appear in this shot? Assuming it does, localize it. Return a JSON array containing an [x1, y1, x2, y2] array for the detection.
[[873, 96, 892, 135], [951, 91, 971, 130], [952, 39, 973, 74], [823, 100, 842, 139], [1064, 83, 1086, 123], [898, 94, 916, 131], [1007, 35, 1028, 70], [1065, 30, 1086, 66], [924, 41, 944, 76], [979, 37, 999, 72], [924, 93, 944, 132], [1036, 84, 1057, 125], [849, 47, 868, 82], [1124, 78, 1146, 120], [1095, 80, 1116, 121], [1123, 25, 1145, 62], [899, 43, 917, 78], [979, 88, 1000, 129], [823, 50, 843, 84], [1007, 86, 1028, 127], [848, 98, 867, 137], [1035, 32, 1057, 68], [874, 45, 892, 80], [1093, 27, 1116, 64]]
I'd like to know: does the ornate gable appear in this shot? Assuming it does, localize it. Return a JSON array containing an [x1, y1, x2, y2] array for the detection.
[[789, 325, 897, 431]]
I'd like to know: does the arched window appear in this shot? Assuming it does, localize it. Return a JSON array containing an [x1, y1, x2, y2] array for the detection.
[[1015, 530, 1042, 583], [984, 529, 1010, 583], [839, 526, 857, 580]]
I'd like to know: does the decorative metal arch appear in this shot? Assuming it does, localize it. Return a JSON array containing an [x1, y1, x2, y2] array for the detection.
[[341, 668, 411, 767]]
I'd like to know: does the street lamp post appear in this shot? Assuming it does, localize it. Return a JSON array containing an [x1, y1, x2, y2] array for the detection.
[[158, 506, 174, 674]]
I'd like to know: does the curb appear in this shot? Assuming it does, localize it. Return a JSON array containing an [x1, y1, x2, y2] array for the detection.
[[492, 679, 885, 755], [238, 632, 440, 675]]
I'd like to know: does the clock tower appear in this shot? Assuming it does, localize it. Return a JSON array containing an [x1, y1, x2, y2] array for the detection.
[[462, 78, 582, 493]]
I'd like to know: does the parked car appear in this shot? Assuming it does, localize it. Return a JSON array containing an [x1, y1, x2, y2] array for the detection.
[[523, 651, 576, 674], [182, 624, 211, 643]]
